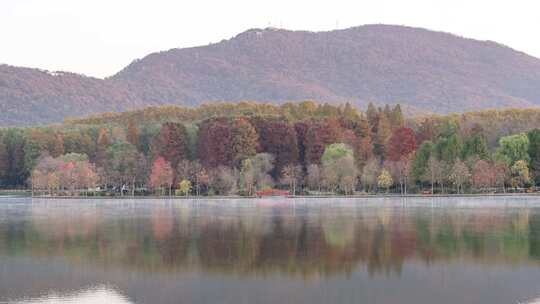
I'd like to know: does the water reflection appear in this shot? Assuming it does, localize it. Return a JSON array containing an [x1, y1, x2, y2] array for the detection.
[[1, 197, 540, 304], [10, 286, 132, 304]]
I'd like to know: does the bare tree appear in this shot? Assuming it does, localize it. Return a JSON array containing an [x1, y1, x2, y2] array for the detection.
[[281, 165, 302, 195]]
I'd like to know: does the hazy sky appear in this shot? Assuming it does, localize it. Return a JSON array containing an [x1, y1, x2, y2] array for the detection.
[[1, 0, 539, 78]]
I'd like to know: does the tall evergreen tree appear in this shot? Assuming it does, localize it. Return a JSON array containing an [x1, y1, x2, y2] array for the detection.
[[374, 113, 392, 157], [527, 129, 540, 185], [435, 122, 462, 164], [390, 104, 404, 129], [412, 141, 434, 182], [0, 135, 8, 185], [366, 103, 379, 134]]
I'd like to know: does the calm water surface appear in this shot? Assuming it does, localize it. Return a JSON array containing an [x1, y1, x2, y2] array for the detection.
[[1, 196, 540, 304]]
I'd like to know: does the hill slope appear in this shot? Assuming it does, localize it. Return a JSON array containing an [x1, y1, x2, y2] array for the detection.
[[2, 24, 540, 126]]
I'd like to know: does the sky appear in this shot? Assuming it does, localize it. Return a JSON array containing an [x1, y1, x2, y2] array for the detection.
[[1, 0, 539, 78]]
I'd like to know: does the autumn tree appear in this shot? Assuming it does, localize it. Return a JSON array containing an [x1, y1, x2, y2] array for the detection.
[[494, 160, 510, 193], [38, 153, 98, 195], [423, 156, 444, 194], [105, 142, 141, 195], [197, 118, 233, 168], [247, 153, 275, 190], [230, 117, 258, 167], [386, 127, 417, 162], [63, 129, 96, 161], [449, 159, 471, 194], [150, 157, 173, 195], [177, 179, 192, 196], [294, 121, 310, 168], [239, 158, 256, 196], [386, 155, 413, 194], [50, 133, 65, 157], [251, 117, 298, 177], [281, 164, 302, 195], [361, 158, 380, 193], [472, 160, 496, 191], [377, 169, 393, 193], [304, 118, 342, 165], [31, 154, 61, 194], [355, 136, 374, 171], [96, 128, 111, 167], [511, 160, 530, 189], [126, 119, 140, 149], [306, 164, 322, 192], [179, 160, 208, 196], [153, 122, 188, 185], [209, 166, 237, 195], [416, 118, 437, 144]]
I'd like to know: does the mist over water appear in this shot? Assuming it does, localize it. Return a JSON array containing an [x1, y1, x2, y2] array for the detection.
[[1, 196, 540, 304]]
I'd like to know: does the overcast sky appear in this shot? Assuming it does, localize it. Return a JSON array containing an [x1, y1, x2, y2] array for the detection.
[[1, 0, 539, 78]]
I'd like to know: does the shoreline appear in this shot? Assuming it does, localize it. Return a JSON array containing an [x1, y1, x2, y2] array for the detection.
[[20, 193, 540, 200]]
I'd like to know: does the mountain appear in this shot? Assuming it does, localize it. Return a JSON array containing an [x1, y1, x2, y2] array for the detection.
[[2, 24, 540, 126]]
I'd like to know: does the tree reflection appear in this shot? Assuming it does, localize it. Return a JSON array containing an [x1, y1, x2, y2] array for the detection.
[[0, 201, 539, 279]]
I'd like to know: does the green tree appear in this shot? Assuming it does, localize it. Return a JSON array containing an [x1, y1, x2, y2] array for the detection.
[[105, 142, 140, 195], [527, 129, 540, 185], [497, 133, 530, 166], [0, 136, 9, 185], [321, 144, 358, 194], [412, 141, 434, 182], [461, 134, 489, 160], [435, 122, 462, 164]]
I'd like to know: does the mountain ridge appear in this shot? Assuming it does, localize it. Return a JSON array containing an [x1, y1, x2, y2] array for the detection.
[[2, 24, 540, 126]]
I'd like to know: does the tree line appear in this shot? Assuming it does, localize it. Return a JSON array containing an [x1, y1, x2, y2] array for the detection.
[[1, 101, 540, 196]]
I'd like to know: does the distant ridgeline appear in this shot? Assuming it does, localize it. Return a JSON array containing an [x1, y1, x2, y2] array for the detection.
[[2, 101, 540, 195]]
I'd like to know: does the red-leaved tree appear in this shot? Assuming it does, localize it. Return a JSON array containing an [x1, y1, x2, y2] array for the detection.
[[149, 157, 173, 195], [386, 127, 417, 162]]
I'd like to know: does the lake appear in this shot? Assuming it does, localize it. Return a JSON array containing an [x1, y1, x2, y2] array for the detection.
[[1, 196, 540, 304]]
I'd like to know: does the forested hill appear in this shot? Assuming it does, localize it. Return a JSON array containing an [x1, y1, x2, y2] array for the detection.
[[3, 24, 540, 126]]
